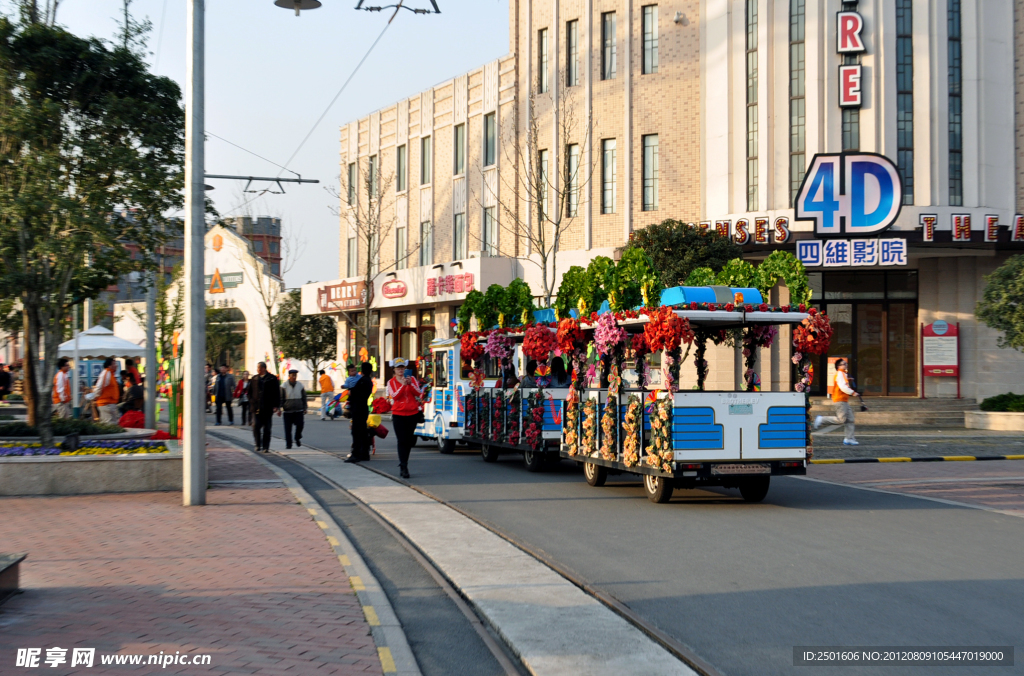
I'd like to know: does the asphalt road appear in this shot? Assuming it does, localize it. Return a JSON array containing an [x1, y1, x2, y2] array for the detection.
[[264, 415, 1024, 676]]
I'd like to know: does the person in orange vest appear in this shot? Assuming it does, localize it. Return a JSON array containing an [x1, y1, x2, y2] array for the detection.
[[813, 357, 860, 446], [52, 358, 72, 418], [318, 369, 335, 420], [86, 358, 122, 424]]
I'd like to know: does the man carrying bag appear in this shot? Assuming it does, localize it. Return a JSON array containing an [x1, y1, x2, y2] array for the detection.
[[281, 369, 307, 449]]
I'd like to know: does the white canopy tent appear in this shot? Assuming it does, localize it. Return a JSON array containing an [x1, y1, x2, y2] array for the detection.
[[57, 325, 145, 359]]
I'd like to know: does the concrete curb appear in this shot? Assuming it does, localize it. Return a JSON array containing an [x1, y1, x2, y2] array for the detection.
[[209, 429, 421, 676], [811, 454, 1024, 464]]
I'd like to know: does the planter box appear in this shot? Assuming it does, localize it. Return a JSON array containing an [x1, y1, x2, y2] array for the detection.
[[964, 411, 1024, 432], [0, 429, 156, 443], [0, 451, 184, 496]]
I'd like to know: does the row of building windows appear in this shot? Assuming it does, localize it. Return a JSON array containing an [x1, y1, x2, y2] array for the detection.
[[537, 5, 658, 93]]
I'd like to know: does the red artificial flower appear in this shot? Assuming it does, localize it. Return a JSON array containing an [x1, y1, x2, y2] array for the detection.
[[644, 306, 695, 353], [744, 304, 753, 312], [798, 303, 807, 312], [809, 307, 818, 316], [689, 301, 698, 310], [707, 303, 717, 311], [792, 313, 833, 356], [556, 319, 585, 355], [725, 303, 735, 312], [460, 332, 484, 362], [781, 305, 791, 313], [523, 324, 557, 361], [631, 333, 649, 355], [759, 303, 768, 312]]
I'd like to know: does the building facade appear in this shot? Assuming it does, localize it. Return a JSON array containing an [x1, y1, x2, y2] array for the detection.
[[303, 0, 1024, 400]]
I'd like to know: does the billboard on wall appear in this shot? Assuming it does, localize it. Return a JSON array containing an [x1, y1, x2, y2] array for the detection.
[[794, 153, 903, 237], [301, 279, 372, 315]]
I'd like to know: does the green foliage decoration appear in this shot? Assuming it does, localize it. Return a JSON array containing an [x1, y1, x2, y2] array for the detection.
[[976, 255, 1024, 352], [273, 289, 338, 376], [627, 220, 742, 289]]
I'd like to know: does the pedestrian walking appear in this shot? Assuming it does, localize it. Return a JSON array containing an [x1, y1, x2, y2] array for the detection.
[[52, 358, 72, 419], [344, 362, 374, 463], [234, 371, 250, 425], [814, 358, 860, 445], [318, 369, 335, 420], [87, 358, 121, 424], [281, 370, 307, 448], [248, 362, 281, 453], [213, 365, 235, 426], [204, 364, 214, 413], [124, 358, 142, 386], [386, 358, 422, 478]]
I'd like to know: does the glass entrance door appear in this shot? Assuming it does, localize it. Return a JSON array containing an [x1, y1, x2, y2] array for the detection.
[[887, 302, 916, 394]]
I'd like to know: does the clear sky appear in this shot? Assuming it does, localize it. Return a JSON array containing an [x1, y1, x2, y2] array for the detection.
[[6, 0, 510, 289]]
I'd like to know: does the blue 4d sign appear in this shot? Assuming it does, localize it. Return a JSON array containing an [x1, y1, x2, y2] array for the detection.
[[794, 153, 903, 237]]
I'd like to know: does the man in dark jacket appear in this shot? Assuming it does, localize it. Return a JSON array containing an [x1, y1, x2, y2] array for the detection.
[[344, 362, 374, 463], [248, 362, 281, 452], [213, 365, 236, 426]]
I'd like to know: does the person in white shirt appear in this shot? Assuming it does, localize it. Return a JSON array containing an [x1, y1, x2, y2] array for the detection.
[[814, 358, 860, 445], [52, 358, 72, 419]]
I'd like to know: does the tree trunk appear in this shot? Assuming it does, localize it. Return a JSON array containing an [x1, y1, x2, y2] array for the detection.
[[22, 312, 37, 428], [23, 306, 56, 445]]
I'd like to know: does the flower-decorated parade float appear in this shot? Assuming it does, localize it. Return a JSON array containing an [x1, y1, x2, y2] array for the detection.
[[416, 250, 831, 502]]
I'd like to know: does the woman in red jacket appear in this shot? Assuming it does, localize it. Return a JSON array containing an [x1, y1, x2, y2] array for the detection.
[[387, 358, 422, 478]]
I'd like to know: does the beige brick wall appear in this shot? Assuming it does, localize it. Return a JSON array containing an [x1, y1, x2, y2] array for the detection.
[[1016, 0, 1024, 213]]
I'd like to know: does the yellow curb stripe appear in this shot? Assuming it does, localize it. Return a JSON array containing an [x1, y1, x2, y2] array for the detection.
[[810, 459, 844, 464], [339, 554, 352, 566], [350, 576, 366, 591], [878, 457, 912, 462], [316, 520, 329, 530], [943, 456, 976, 461], [1006, 455, 1024, 460], [326, 535, 340, 547], [307, 508, 318, 516], [363, 605, 380, 626], [378, 647, 397, 673]]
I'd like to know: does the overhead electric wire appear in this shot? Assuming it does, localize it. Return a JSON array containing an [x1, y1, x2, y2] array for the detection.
[[207, 131, 300, 178], [275, 15, 396, 178]]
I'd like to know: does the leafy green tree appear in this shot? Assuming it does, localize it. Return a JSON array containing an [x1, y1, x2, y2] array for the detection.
[[0, 15, 183, 442], [273, 289, 338, 376], [627, 220, 742, 289], [976, 255, 1024, 352], [205, 307, 245, 367]]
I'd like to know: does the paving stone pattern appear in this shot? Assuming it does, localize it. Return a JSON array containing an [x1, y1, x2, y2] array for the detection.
[[808, 460, 1024, 515], [0, 443, 381, 675], [812, 425, 1024, 459]]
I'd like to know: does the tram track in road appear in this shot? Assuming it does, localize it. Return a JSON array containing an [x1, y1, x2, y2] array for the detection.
[[295, 440, 725, 676]]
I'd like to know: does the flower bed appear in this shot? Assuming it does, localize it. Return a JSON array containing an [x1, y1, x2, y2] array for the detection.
[[0, 440, 170, 457]]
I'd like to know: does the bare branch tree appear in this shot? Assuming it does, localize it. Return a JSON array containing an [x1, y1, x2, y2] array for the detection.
[[484, 79, 596, 308], [235, 232, 287, 373], [325, 163, 420, 358]]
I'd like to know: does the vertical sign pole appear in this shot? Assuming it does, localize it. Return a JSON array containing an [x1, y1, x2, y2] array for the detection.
[[956, 322, 961, 400], [183, 0, 207, 506], [145, 271, 157, 430], [919, 323, 925, 399]]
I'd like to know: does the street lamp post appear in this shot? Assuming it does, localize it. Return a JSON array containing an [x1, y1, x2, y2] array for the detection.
[[183, 0, 206, 506]]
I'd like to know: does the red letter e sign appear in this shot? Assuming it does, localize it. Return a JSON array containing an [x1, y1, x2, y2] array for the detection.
[[839, 65, 862, 107]]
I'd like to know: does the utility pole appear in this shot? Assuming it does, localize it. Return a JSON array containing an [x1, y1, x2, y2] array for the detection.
[[183, 0, 206, 506]]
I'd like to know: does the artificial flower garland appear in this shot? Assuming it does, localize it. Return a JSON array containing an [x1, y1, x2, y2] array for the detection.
[[621, 394, 642, 468], [580, 398, 598, 457], [524, 390, 545, 451], [523, 324, 557, 362], [645, 396, 674, 473], [563, 385, 580, 456]]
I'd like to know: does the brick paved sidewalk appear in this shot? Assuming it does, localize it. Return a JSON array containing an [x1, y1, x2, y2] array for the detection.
[[808, 460, 1024, 516], [0, 443, 381, 675]]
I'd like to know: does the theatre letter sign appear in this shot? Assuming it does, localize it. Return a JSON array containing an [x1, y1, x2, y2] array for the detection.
[[795, 153, 902, 237], [837, 3, 866, 107]]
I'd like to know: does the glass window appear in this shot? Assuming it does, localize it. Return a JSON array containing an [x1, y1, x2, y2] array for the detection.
[[642, 5, 658, 74], [566, 143, 580, 217], [420, 221, 432, 266], [842, 104, 860, 151], [347, 236, 357, 277], [896, 0, 914, 205], [419, 309, 434, 326], [948, 0, 963, 206], [483, 113, 496, 167], [347, 162, 357, 205], [789, 0, 805, 205], [602, 12, 617, 80], [253, 240, 263, 252], [886, 270, 918, 299], [269, 241, 279, 253], [538, 149, 549, 221], [369, 155, 378, 196], [395, 226, 407, 270], [602, 139, 616, 214], [823, 272, 885, 300], [746, 0, 758, 212], [396, 311, 412, 328], [420, 136, 432, 185], [396, 144, 407, 192], [483, 206, 498, 256], [453, 124, 465, 175], [538, 28, 549, 94], [566, 19, 579, 86], [642, 134, 659, 211], [454, 213, 467, 260], [434, 349, 448, 389]]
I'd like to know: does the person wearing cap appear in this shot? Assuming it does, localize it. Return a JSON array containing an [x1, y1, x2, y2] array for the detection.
[[387, 358, 422, 479], [814, 357, 860, 446], [280, 369, 307, 449]]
